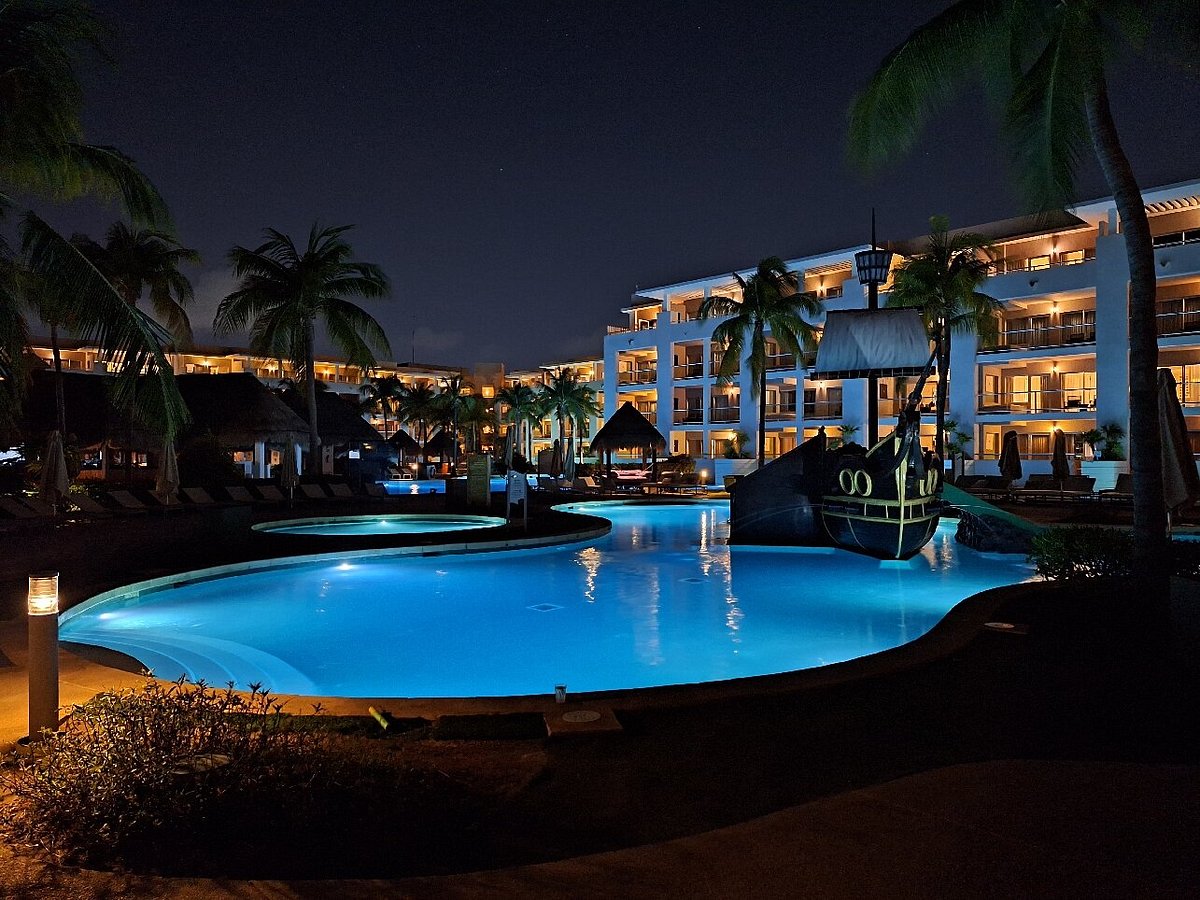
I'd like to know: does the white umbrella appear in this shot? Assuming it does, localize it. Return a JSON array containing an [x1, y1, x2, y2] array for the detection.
[[155, 437, 180, 503], [564, 435, 576, 482], [39, 430, 69, 509]]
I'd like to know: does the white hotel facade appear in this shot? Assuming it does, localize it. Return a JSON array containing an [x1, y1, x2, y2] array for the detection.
[[601, 178, 1200, 476]]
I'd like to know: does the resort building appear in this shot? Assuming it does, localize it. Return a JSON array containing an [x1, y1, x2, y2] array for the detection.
[[503, 357, 605, 460], [603, 177, 1200, 481]]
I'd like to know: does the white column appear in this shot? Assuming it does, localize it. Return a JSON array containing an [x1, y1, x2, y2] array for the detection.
[[655, 312, 672, 444], [253, 441, 266, 479], [701, 337, 712, 458], [948, 331, 979, 456], [1094, 220, 1130, 436]]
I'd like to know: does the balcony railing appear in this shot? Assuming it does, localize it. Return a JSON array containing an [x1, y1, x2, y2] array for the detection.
[[638, 409, 657, 424], [710, 406, 740, 423], [618, 368, 657, 385], [765, 353, 796, 371], [673, 361, 705, 379], [1153, 229, 1200, 248], [987, 247, 1095, 276], [977, 387, 1097, 414], [765, 402, 797, 421], [673, 409, 705, 424], [1157, 300, 1200, 336], [710, 355, 739, 376], [984, 321, 1096, 352], [803, 401, 843, 419]]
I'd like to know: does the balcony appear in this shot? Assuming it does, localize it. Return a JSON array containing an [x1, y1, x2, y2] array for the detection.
[[673, 361, 705, 379], [803, 401, 843, 419], [710, 355, 740, 376], [618, 368, 657, 386], [983, 321, 1096, 353], [765, 402, 797, 421], [765, 353, 797, 371], [673, 408, 705, 425], [1157, 298, 1200, 337], [977, 387, 1097, 414], [710, 406, 740, 423], [987, 247, 1095, 276]]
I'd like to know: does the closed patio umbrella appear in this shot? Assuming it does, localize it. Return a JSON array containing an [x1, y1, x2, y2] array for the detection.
[[549, 439, 564, 479], [154, 437, 180, 503], [39, 430, 69, 510], [564, 435, 576, 482], [1158, 368, 1200, 515], [503, 426, 515, 469], [999, 429, 1023, 482], [279, 441, 300, 503], [1050, 428, 1070, 483]]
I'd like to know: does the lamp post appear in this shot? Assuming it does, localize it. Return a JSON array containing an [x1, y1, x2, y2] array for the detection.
[[27, 571, 60, 741], [854, 211, 895, 447]]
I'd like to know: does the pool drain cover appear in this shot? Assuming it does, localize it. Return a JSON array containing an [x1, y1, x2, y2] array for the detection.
[[528, 603, 563, 612], [680, 577, 703, 584], [561, 710, 601, 724]]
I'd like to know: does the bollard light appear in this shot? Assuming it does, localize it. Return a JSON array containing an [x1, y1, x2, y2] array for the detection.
[[27, 571, 60, 741], [28, 572, 59, 616]]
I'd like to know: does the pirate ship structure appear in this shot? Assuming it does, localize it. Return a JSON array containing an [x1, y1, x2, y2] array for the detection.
[[729, 308, 943, 560]]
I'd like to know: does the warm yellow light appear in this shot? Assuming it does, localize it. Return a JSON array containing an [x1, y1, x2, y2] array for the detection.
[[481, 385, 495, 399], [28, 572, 59, 616]]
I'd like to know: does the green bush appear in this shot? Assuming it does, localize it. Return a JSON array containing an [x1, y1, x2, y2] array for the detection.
[[1029, 526, 1133, 580], [0, 678, 356, 868]]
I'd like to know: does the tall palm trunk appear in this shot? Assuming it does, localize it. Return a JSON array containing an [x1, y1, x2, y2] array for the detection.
[[1085, 72, 1166, 569], [755, 321, 767, 468], [49, 323, 67, 437], [935, 326, 950, 460], [304, 321, 321, 476]]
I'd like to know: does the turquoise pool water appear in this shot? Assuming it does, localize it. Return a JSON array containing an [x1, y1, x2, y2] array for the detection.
[[60, 501, 1034, 698], [380, 475, 536, 495], [252, 514, 506, 537]]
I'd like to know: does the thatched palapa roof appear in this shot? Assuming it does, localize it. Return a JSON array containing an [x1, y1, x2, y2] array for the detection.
[[176, 373, 308, 446], [590, 402, 666, 453], [277, 387, 383, 445], [387, 429, 421, 453], [424, 430, 457, 456]]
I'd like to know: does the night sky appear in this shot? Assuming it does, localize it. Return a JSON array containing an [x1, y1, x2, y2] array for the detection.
[[36, 1, 1200, 370]]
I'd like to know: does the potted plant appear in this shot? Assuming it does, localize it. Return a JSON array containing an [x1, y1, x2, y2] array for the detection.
[[1099, 422, 1126, 461], [1080, 427, 1105, 460]]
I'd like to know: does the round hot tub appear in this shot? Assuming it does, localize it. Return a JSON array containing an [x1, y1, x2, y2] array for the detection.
[[251, 513, 506, 537]]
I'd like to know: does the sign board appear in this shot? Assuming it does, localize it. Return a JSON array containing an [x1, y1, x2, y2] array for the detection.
[[467, 454, 492, 508], [507, 472, 528, 528]]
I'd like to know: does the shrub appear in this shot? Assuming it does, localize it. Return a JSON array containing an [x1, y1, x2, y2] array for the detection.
[[1029, 526, 1133, 580], [0, 679, 349, 868]]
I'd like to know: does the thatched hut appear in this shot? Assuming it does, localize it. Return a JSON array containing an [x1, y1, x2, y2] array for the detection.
[[276, 386, 385, 479], [589, 401, 667, 480]]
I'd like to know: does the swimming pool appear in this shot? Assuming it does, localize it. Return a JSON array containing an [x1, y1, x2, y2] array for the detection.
[[252, 514, 506, 537], [60, 501, 1034, 698], [380, 475, 537, 495]]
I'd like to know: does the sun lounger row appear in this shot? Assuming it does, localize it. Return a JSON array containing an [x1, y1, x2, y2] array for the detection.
[[953, 474, 1098, 502]]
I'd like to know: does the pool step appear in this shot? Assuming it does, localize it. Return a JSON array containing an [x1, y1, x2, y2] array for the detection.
[[543, 706, 623, 738]]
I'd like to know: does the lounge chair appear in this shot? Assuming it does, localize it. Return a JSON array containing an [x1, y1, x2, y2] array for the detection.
[[299, 483, 332, 501], [107, 489, 153, 511], [572, 476, 604, 494], [68, 494, 118, 517], [181, 487, 219, 506], [224, 485, 257, 504], [21, 496, 60, 516], [255, 484, 287, 503], [147, 490, 188, 511], [1099, 472, 1133, 503], [0, 496, 41, 519], [1014, 474, 1095, 502], [328, 482, 355, 499], [363, 482, 390, 499], [971, 476, 1013, 500]]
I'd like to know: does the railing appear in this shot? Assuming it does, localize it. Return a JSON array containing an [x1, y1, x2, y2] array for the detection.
[[803, 401, 843, 419], [984, 321, 1096, 352], [618, 368, 657, 385], [1153, 229, 1200, 248], [638, 410, 657, 424], [987, 247, 1095, 276], [673, 361, 705, 379], [1175, 380, 1200, 406], [710, 355, 740, 376], [709, 406, 740, 423], [673, 409, 705, 424], [977, 387, 1097, 413], [764, 403, 797, 421], [607, 319, 657, 336], [765, 353, 796, 371], [1157, 300, 1200, 336]]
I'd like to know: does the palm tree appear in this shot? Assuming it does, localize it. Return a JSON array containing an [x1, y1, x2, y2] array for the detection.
[[1, 1, 177, 432], [497, 383, 543, 459], [888, 216, 1001, 459], [360, 373, 404, 438], [433, 374, 471, 468], [699, 257, 822, 468], [538, 368, 599, 460], [73, 223, 199, 345], [848, 1, 1175, 564], [214, 224, 391, 474], [458, 394, 497, 454], [394, 381, 438, 463]]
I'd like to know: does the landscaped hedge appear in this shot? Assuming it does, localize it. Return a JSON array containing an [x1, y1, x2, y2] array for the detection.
[[1029, 525, 1200, 580]]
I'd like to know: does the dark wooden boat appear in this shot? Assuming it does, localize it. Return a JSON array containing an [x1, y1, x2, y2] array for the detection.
[[820, 416, 941, 560]]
